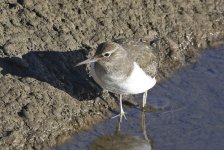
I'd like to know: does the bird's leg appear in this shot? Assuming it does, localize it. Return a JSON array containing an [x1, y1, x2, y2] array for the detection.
[[111, 94, 127, 122], [142, 91, 148, 108], [119, 94, 127, 122]]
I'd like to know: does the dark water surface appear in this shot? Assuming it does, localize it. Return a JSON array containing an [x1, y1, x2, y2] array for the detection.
[[52, 47, 224, 150]]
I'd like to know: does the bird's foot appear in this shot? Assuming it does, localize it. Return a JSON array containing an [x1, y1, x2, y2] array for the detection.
[[111, 111, 127, 122]]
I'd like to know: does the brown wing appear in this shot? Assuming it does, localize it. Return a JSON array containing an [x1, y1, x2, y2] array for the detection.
[[114, 38, 159, 77]]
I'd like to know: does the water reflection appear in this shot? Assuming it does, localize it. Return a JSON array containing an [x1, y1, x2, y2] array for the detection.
[[89, 111, 153, 150]]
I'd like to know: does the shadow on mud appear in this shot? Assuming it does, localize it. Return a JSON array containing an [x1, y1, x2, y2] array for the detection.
[[0, 50, 101, 100]]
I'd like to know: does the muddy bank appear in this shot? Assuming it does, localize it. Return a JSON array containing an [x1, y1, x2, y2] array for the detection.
[[0, 0, 224, 149]]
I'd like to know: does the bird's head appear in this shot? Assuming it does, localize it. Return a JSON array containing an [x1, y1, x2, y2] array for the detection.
[[76, 42, 127, 67]]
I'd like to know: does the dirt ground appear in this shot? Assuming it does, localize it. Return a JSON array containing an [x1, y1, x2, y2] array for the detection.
[[0, 0, 223, 149]]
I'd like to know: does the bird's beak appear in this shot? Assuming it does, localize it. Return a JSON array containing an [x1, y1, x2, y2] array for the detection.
[[75, 57, 99, 67]]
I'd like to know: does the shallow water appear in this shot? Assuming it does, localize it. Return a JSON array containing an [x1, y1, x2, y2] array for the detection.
[[52, 47, 224, 150]]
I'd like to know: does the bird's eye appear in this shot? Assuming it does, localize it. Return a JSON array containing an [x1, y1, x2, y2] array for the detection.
[[103, 53, 110, 57]]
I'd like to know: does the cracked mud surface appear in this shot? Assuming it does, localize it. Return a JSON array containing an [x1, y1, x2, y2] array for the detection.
[[0, 0, 224, 149]]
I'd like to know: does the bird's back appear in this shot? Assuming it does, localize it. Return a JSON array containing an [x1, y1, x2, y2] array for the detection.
[[114, 39, 159, 78]]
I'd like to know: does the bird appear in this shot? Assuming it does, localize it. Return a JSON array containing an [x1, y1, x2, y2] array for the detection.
[[76, 39, 158, 122]]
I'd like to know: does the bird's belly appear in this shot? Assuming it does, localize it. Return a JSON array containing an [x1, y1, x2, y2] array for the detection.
[[90, 63, 156, 95]]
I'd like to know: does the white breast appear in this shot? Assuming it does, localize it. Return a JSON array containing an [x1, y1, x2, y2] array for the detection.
[[90, 62, 156, 95]]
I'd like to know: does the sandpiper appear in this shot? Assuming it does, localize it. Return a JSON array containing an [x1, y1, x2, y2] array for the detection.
[[76, 39, 158, 122]]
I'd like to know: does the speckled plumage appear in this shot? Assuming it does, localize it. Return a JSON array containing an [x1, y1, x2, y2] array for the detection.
[[114, 39, 158, 77]]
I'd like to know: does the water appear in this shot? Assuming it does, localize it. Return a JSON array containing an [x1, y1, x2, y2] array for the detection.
[[52, 47, 224, 150]]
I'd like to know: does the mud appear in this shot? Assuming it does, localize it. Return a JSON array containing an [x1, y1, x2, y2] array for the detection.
[[0, 0, 224, 149]]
